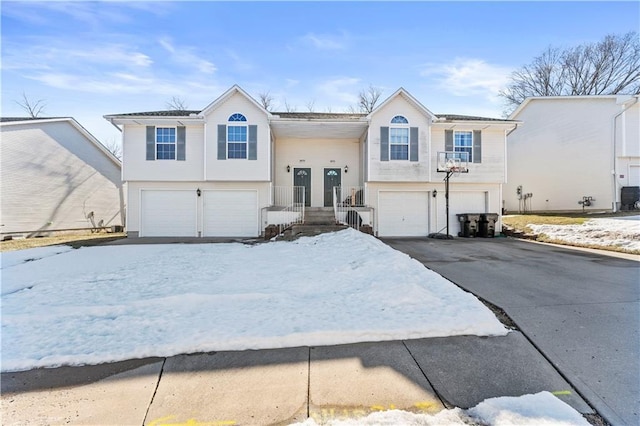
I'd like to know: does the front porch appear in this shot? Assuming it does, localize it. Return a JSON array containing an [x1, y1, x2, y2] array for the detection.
[[263, 186, 374, 238]]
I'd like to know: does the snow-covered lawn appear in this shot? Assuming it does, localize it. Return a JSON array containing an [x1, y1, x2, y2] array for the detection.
[[1, 229, 507, 372], [528, 215, 640, 252]]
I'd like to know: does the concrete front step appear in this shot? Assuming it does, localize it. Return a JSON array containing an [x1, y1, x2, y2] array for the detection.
[[304, 209, 337, 226]]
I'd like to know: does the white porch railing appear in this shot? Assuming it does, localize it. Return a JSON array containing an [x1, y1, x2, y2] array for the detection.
[[333, 186, 373, 232], [264, 186, 305, 235]]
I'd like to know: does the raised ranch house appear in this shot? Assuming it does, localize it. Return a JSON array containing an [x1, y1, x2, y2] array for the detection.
[[505, 95, 640, 213], [104, 85, 518, 238], [1, 117, 124, 238]]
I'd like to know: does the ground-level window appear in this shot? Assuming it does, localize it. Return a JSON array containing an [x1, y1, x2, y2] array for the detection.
[[156, 127, 176, 160], [454, 131, 472, 162]]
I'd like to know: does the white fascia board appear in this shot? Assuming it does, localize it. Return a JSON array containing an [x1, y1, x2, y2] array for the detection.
[[509, 95, 627, 119], [105, 117, 204, 126], [432, 120, 521, 129]]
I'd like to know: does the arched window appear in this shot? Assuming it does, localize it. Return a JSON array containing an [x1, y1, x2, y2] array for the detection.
[[227, 113, 248, 158], [389, 115, 409, 160], [391, 115, 408, 124], [228, 113, 247, 122]]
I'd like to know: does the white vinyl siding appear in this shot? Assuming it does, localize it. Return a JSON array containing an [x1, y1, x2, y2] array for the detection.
[[140, 190, 197, 237], [378, 191, 429, 237], [203, 190, 258, 237]]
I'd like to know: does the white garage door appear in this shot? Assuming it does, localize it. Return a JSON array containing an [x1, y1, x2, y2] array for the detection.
[[629, 165, 640, 186], [203, 190, 258, 237], [140, 190, 197, 237], [446, 191, 488, 234], [378, 191, 429, 237]]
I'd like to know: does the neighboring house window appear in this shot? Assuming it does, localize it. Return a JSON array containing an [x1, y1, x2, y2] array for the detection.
[[228, 113, 247, 159], [390, 115, 409, 160], [156, 127, 176, 160], [454, 131, 473, 163]]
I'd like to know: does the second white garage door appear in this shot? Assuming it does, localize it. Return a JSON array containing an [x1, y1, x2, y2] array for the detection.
[[378, 191, 429, 237], [203, 190, 259, 237], [140, 190, 197, 237]]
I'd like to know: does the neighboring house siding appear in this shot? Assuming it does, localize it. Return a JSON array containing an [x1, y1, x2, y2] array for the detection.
[[1, 121, 123, 235], [204, 92, 270, 181], [122, 124, 204, 181], [368, 95, 431, 182], [504, 97, 635, 212]]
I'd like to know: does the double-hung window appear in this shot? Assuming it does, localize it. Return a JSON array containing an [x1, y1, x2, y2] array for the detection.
[[227, 113, 248, 159], [454, 131, 473, 163], [156, 127, 176, 160], [389, 115, 409, 160]]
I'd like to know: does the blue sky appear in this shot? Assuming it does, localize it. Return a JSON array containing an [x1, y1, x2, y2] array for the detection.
[[2, 1, 638, 146]]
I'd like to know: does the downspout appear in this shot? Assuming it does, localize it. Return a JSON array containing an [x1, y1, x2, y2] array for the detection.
[[106, 118, 126, 229], [611, 97, 638, 212]]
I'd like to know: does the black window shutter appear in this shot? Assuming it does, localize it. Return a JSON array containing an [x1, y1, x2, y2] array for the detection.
[[176, 126, 186, 161], [445, 129, 453, 152], [217, 125, 227, 160], [410, 127, 419, 162], [473, 130, 482, 163], [248, 125, 257, 160], [380, 127, 389, 161], [146, 126, 155, 160]]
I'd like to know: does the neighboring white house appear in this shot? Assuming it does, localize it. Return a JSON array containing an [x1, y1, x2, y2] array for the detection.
[[505, 95, 640, 213], [104, 85, 518, 238], [1, 117, 124, 238]]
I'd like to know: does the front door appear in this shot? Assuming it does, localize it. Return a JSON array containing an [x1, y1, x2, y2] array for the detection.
[[324, 168, 341, 207], [294, 168, 311, 207]]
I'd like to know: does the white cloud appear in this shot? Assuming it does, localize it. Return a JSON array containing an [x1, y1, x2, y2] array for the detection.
[[316, 77, 361, 106], [303, 32, 349, 50], [422, 58, 511, 102], [159, 37, 217, 74]]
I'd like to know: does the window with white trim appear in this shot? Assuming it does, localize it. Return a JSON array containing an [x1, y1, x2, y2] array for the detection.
[[228, 113, 247, 159], [390, 115, 409, 160], [454, 131, 472, 162], [156, 127, 176, 160]]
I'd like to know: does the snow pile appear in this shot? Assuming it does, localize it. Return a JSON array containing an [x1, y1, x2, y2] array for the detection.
[[528, 216, 640, 252], [1, 229, 507, 372], [294, 392, 589, 425]]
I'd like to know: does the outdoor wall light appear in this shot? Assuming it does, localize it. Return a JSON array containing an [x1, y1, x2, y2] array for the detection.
[[197, 188, 201, 197], [344, 165, 349, 173], [287, 165, 291, 173], [432, 189, 437, 198]]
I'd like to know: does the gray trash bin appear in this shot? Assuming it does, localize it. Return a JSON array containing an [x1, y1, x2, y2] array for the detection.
[[478, 213, 499, 237], [457, 213, 481, 237]]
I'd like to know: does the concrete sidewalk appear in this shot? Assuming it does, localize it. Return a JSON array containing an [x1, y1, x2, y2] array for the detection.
[[1, 332, 592, 425]]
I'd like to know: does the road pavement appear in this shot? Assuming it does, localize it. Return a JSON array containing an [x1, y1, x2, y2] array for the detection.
[[383, 237, 640, 426]]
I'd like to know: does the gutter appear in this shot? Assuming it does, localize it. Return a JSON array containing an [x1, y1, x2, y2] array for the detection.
[[611, 96, 638, 212], [106, 117, 122, 132]]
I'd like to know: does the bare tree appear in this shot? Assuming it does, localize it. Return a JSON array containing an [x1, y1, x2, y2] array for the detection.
[[501, 32, 640, 112], [165, 96, 189, 111], [16, 92, 46, 117], [305, 99, 316, 112], [283, 99, 297, 112], [356, 84, 383, 113], [103, 137, 122, 160], [258, 91, 274, 111]]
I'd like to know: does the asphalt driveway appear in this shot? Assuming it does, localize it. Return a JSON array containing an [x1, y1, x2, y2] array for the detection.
[[382, 237, 639, 426]]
